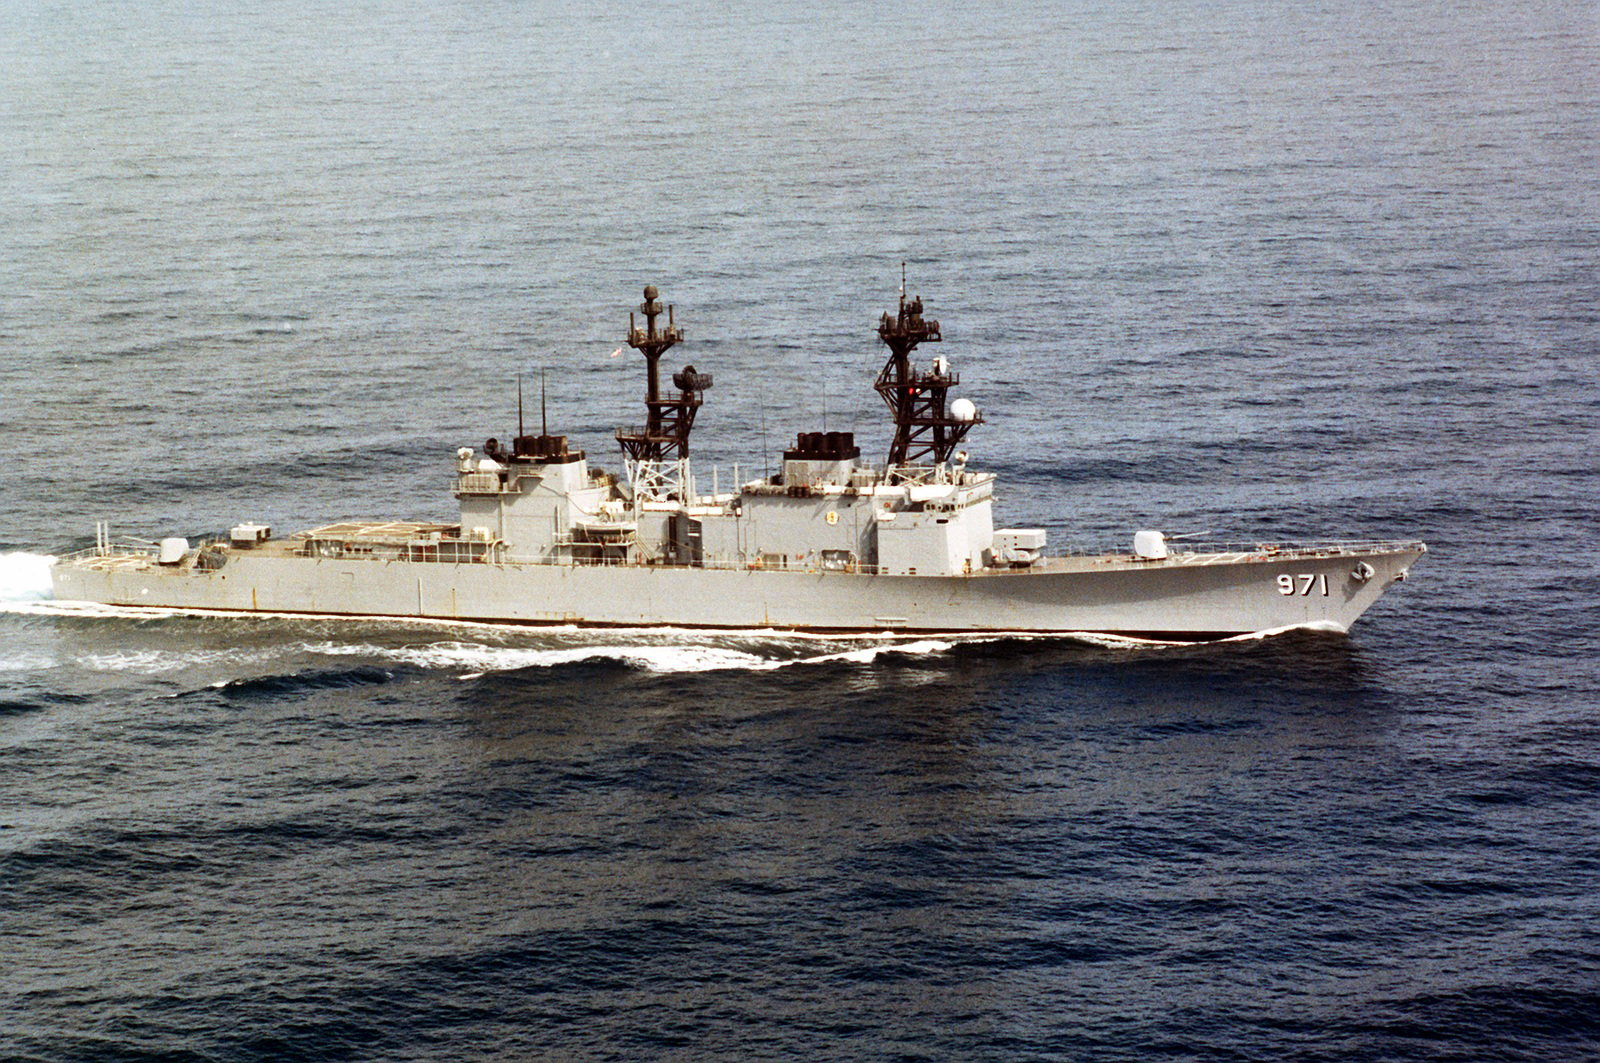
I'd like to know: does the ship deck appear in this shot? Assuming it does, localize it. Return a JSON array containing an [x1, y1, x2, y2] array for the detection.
[[61, 528, 1424, 576], [1021, 539, 1425, 575], [298, 520, 459, 543]]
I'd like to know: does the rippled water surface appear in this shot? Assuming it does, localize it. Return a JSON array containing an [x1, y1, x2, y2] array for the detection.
[[3, 1, 1598, 1059]]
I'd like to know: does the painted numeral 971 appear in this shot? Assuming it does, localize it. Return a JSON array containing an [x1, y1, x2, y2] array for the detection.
[[1277, 573, 1329, 596]]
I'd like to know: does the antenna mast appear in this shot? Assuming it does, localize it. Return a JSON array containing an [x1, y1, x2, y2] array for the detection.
[[872, 277, 981, 470], [614, 285, 712, 500], [504, 364, 578, 465]]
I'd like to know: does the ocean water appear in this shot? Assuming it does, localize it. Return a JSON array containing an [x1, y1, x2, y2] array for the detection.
[[3, 1, 1599, 1059]]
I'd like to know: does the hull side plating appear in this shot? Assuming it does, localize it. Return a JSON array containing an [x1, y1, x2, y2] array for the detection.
[[53, 544, 1423, 639]]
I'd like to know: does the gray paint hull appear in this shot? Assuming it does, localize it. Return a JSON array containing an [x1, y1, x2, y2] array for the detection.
[[52, 544, 1424, 639]]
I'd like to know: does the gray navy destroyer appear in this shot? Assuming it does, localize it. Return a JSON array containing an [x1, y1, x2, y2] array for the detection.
[[52, 286, 1425, 639]]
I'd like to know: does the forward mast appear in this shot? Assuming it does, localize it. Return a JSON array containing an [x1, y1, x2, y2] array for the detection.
[[614, 285, 711, 502]]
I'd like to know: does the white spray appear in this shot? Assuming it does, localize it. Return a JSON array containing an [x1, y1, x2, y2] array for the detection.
[[0, 552, 56, 602]]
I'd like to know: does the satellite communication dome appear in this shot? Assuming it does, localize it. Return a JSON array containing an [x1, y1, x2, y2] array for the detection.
[[950, 397, 978, 422]]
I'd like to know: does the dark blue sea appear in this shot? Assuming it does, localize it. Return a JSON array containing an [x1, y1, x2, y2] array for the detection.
[[3, 1, 1598, 1059]]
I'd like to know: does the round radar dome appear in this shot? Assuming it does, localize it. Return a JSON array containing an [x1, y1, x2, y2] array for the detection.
[[950, 398, 978, 421]]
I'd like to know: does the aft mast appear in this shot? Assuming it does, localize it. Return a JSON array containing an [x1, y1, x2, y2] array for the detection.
[[874, 270, 981, 474], [614, 285, 712, 501]]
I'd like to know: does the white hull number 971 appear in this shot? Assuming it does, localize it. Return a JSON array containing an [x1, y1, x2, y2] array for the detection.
[[1277, 573, 1330, 596]]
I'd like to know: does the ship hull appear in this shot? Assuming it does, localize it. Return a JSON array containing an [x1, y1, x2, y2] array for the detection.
[[51, 543, 1424, 640]]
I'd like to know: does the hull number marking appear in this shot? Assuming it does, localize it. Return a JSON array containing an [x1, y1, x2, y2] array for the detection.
[[1277, 573, 1330, 596]]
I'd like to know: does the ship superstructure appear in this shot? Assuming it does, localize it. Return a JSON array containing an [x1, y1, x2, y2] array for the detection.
[[52, 286, 1425, 639], [397, 284, 1003, 578]]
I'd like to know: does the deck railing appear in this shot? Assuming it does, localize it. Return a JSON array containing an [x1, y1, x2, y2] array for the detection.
[[1050, 538, 1426, 559], [60, 541, 162, 563]]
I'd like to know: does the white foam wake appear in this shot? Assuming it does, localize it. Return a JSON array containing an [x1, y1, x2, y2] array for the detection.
[[27, 626, 1327, 685], [1220, 620, 1348, 641], [0, 552, 56, 603], [792, 638, 956, 665], [304, 638, 963, 675], [307, 639, 784, 674], [55, 637, 967, 681]]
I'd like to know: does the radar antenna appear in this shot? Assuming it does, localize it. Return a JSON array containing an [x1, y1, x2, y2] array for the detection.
[[873, 281, 981, 470], [614, 285, 712, 499]]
